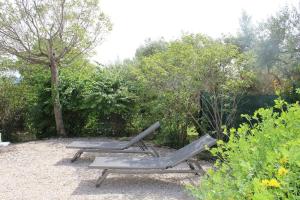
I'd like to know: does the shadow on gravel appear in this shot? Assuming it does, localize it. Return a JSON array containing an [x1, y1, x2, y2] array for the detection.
[[0, 145, 17, 154], [55, 157, 92, 167], [71, 176, 195, 200]]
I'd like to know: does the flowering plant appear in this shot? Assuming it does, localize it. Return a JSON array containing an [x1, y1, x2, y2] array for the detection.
[[188, 98, 300, 199]]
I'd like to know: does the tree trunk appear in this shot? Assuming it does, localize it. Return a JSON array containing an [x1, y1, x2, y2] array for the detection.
[[50, 56, 66, 136]]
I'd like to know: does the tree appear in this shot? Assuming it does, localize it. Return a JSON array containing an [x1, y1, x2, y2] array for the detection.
[[251, 4, 300, 97], [0, 0, 112, 136], [135, 38, 168, 59], [133, 34, 253, 143], [223, 11, 256, 54], [254, 5, 300, 72], [236, 11, 256, 52]]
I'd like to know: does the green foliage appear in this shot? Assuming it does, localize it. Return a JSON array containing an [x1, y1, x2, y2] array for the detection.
[[129, 34, 253, 145], [188, 99, 300, 199], [0, 0, 112, 136], [256, 6, 300, 73], [224, 4, 300, 98], [22, 62, 137, 138], [2, 2, 298, 149], [135, 38, 168, 59], [0, 58, 26, 140], [0, 76, 26, 141], [66, 66, 136, 136], [0, 0, 112, 64]]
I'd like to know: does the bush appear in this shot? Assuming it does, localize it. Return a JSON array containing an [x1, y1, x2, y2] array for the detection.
[[189, 98, 300, 199], [0, 76, 27, 141], [23, 64, 137, 138]]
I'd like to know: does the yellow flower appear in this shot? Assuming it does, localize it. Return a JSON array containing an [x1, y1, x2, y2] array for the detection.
[[261, 179, 270, 187], [268, 179, 280, 188], [278, 167, 288, 176], [279, 157, 288, 164], [261, 179, 280, 188]]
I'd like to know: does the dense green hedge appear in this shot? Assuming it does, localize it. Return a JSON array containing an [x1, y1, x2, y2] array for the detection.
[[0, 63, 295, 146], [0, 61, 139, 141], [24, 65, 136, 139], [0, 76, 26, 141]]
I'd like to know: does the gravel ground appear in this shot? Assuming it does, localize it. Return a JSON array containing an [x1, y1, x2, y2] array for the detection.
[[0, 138, 212, 200]]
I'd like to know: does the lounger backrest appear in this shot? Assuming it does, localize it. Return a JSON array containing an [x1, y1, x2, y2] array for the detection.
[[164, 134, 216, 168], [125, 121, 160, 148]]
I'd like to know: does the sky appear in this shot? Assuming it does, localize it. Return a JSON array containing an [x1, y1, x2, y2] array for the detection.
[[94, 0, 299, 64]]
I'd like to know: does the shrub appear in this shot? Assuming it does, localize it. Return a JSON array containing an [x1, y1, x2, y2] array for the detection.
[[130, 34, 254, 146], [188, 98, 300, 199], [0, 76, 27, 141], [24, 64, 137, 138]]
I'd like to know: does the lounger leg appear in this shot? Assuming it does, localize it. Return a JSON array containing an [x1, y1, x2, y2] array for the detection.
[[137, 142, 146, 151], [191, 161, 205, 175], [137, 141, 160, 157], [139, 141, 147, 148], [96, 169, 109, 187], [71, 150, 83, 162], [148, 145, 160, 157], [187, 160, 205, 175], [186, 161, 199, 175]]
